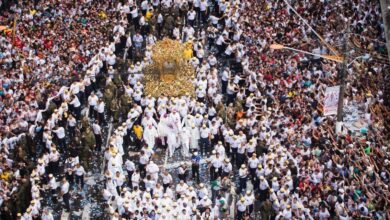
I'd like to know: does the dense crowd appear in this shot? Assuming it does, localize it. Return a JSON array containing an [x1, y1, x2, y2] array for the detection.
[[0, 0, 389, 220], [0, 0, 127, 218]]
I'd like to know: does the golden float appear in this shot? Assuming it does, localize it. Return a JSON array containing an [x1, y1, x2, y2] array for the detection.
[[144, 39, 195, 97]]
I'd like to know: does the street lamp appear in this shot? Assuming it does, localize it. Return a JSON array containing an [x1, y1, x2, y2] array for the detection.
[[347, 54, 370, 67], [270, 44, 344, 62]]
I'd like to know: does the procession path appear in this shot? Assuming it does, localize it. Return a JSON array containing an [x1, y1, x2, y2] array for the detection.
[[38, 107, 112, 220]]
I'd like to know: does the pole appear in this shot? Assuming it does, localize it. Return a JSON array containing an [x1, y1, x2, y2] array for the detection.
[[12, 16, 17, 43], [335, 26, 349, 133], [379, 0, 390, 108]]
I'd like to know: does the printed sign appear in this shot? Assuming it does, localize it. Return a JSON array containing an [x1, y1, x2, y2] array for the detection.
[[324, 86, 340, 116]]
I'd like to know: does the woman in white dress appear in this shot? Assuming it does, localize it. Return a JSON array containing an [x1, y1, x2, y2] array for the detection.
[[157, 114, 169, 146], [189, 124, 200, 150], [180, 128, 191, 157], [167, 129, 180, 157], [143, 125, 158, 148]]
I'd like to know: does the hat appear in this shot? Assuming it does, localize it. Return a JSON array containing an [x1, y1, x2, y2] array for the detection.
[[240, 197, 245, 202], [241, 164, 246, 169]]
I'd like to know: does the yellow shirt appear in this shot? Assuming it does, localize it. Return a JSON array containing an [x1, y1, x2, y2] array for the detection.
[[99, 11, 107, 19], [134, 125, 143, 140], [1, 172, 11, 181], [184, 48, 193, 60], [146, 11, 153, 21]]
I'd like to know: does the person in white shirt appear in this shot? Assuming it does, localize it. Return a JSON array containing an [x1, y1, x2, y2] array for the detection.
[[75, 163, 86, 189], [176, 180, 188, 198], [52, 125, 66, 149], [95, 99, 105, 125], [177, 162, 188, 182], [199, 0, 208, 25], [88, 92, 99, 119], [187, 8, 196, 26], [69, 95, 81, 119], [161, 170, 173, 192], [106, 51, 116, 66], [131, 170, 141, 189], [92, 122, 102, 152], [248, 153, 259, 178], [48, 174, 58, 202], [133, 32, 144, 49], [238, 164, 248, 192], [197, 46, 205, 63], [41, 208, 54, 220], [318, 205, 331, 220], [60, 177, 70, 211], [145, 160, 159, 181], [48, 147, 60, 175], [67, 114, 77, 138], [236, 197, 247, 220], [199, 124, 211, 156], [113, 171, 126, 195], [245, 190, 255, 215]]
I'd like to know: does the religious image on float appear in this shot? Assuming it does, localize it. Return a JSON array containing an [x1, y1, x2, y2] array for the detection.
[[144, 38, 195, 97]]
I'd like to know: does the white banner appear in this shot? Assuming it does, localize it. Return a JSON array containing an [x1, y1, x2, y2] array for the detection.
[[324, 86, 340, 116]]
